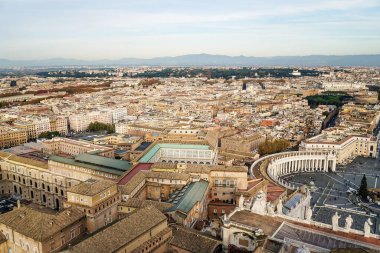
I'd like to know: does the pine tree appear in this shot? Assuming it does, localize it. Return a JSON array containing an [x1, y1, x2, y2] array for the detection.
[[358, 175, 369, 200]]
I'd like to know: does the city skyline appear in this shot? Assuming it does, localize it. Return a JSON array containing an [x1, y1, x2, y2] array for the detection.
[[1, 0, 380, 60]]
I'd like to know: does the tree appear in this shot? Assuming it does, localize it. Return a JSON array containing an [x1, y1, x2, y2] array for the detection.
[[258, 139, 290, 156], [38, 131, 61, 139], [87, 122, 115, 134], [322, 111, 330, 116], [359, 175, 369, 200]]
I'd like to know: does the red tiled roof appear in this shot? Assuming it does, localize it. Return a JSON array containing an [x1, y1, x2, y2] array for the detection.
[[247, 179, 264, 190], [117, 163, 153, 185], [267, 182, 286, 202]]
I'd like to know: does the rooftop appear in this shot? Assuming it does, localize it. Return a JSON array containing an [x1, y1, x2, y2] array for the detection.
[[169, 226, 222, 253], [167, 180, 209, 215], [138, 143, 210, 163], [120, 198, 173, 212], [49, 154, 131, 176], [0, 151, 48, 169], [0, 207, 85, 242], [117, 163, 153, 185], [273, 222, 380, 251], [229, 210, 282, 235], [68, 178, 115, 196], [67, 206, 167, 253]]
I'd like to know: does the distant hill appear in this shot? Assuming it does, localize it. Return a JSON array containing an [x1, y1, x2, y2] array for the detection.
[[1, 54, 380, 67]]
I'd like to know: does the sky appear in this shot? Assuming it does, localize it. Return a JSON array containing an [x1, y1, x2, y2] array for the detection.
[[1, 0, 380, 60]]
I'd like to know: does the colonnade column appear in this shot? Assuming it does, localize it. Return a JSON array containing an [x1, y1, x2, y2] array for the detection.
[[331, 159, 336, 172]]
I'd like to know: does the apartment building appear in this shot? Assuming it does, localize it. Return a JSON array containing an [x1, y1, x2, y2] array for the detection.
[[0, 125, 28, 149], [14, 116, 51, 140], [49, 116, 68, 136]]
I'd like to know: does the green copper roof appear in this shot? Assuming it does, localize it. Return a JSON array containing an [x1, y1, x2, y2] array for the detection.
[[49, 154, 131, 176], [167, 180, 209, 214], [138, 143, 210, 163], [75, 153, 131, 171]]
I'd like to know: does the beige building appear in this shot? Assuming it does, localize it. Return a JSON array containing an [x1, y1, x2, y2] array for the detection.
[[0, 125, 28, 149], [300, 129, 378, 163], [68, 110, 113, 132], [62, 206, 172, 253], [0, 151, 128, 211], [65, 178, 120, 233], [49, 116, 68, 136], [42, 137, 114, 158], [0, 206, 85, 253], [0, 152, 73, 210], [221, 133, 266, 153], [13, 116, 51, 140], [0, 94, 34, 103], [118, 198, 173, 218], [149, 163, 248, 204]]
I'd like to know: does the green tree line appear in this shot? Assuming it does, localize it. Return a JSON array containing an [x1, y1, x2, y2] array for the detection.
[[87, 122, 115, 134], [258, 139, 290, 156]]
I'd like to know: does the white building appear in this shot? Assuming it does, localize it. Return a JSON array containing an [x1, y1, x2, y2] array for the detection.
[[322, 81, 367, 91], [112, 108, 128, 124], [299, 129, 377, 163]]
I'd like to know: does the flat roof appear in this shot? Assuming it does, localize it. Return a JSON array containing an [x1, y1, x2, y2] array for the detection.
[[138, 143, 210, 163]]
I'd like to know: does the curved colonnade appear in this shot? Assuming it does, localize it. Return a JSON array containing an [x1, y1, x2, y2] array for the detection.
[[250, 151, 337, 190]]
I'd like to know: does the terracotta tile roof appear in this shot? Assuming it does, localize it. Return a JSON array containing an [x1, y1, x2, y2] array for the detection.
[[169, 226, 221, 253], [0, 207, 85, 241], [119, 171, 146, 195], [68, 206, 167, 253], [120, 198, 173, 212], [131, 227, 172, 253], [68, 178, 115, 196], [145, 171, 190, 180], [186, 164, 248, 173]]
